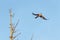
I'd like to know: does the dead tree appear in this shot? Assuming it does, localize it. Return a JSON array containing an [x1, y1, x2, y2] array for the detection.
[[9, 9, 21, 40]]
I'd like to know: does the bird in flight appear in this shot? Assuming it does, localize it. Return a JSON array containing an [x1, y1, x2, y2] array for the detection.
[[32, 13, 47, 20]]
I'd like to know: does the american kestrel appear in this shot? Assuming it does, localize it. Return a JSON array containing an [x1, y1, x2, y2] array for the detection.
[[32, 13, 47, 20]]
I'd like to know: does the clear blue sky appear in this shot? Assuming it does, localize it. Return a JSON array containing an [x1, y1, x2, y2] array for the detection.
[[0, 0, 60, 40]]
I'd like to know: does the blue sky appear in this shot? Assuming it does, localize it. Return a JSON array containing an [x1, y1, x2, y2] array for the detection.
[[0, 0, 60, 40]]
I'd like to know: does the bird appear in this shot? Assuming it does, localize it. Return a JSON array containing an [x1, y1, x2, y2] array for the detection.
[[32, 13, 47, 20]]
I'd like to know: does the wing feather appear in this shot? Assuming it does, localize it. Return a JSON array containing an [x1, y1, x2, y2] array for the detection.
[[41, 15, 47, 20], [32, 13, 38, 16]]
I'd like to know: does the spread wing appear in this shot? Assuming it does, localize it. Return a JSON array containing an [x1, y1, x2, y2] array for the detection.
[[40, 15, 47, 20], [35, 16, 39, 19], [32, 13, 39, 19], [32, 13, 38, 16]]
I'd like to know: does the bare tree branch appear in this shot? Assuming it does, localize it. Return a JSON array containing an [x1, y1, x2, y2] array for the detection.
[[31, 34, 34, 40], [14, 19, 19, 30], [13, 32, 21, 39]]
